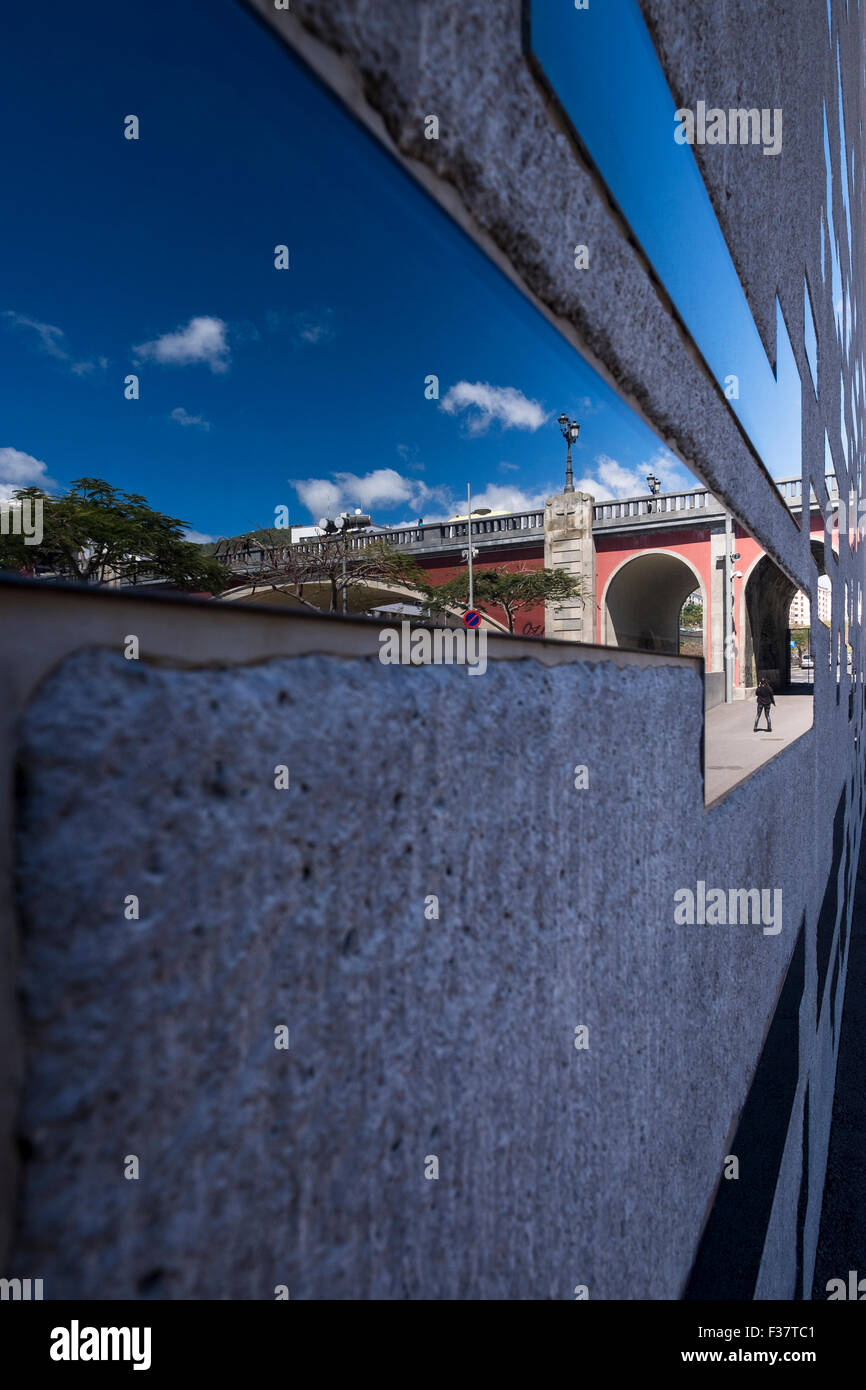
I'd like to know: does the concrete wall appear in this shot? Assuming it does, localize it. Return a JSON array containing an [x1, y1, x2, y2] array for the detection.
[[231, 0, 864, 1299], [1, 0, 864, 1298], [705, 670, 725, 711], [0, 577, 820, 1301], [1, 580, 716, 1301]]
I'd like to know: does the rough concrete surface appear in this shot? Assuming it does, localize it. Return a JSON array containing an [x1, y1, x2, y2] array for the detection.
[[5, 646, 819, 1298], [812, 829, 866, 1297], [232, 0, 866, 1299], [2, 0, 864, 1300]]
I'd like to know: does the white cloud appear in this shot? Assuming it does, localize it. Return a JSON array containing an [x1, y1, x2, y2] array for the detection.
[[295, 309, 335, 345], [3, 311, 67, 359], [293, 449, 691, 523], [575, 448, 686, 501], [333, 468, 413, 509], [392, 481, 553, 526], [134, 316, 229, 373], [183, 528, 216, 544], [440, 381, 549, 434], [70, 356, 108, 376], [0, 446, 56, 501], [292, 477, 344, 518], [170, 407, 211, 432], [646, 449, 684, 486], [290, 469, 554, 525], [265, 308, 336, 345], [395, 443, 424, 472], [292, 468, 455, 521], [498, 461, 519, 473], [291, 459, 563, 523], [466, 483, 551, 512], [3, 311, 106, 375]]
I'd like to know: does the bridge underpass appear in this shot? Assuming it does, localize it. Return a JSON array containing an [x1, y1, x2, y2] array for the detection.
[[602, 550, 704, 657], [596, 529, 817, 804], [742, 540, 829, 690]]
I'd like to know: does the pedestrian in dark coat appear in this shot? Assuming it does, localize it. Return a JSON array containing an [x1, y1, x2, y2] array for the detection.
[[754, 678, 775, 732]]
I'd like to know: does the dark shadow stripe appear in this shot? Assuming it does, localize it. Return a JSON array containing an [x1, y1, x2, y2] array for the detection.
[[812, 804, 866, 1295], [830, 952, 841, 1047], [795, 1085, 810, 1300], [683, 915, 805, 1299], [817, 792, 846, 1011]]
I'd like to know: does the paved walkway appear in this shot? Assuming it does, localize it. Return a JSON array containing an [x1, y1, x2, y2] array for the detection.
[[705, 691, 814, 804]]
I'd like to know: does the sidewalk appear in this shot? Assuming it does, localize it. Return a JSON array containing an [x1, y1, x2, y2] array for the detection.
[[705, 692, 814, 804]]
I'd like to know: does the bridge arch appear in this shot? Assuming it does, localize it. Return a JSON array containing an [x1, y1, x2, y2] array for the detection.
[[601, 550, 706, 656], [740, 540, 829, 688]]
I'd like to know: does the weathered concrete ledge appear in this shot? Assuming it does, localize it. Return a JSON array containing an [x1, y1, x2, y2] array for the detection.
[[0, 578, 830, 1298]]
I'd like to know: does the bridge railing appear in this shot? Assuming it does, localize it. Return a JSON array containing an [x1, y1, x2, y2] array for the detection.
[[229, 511, 547, 564], [592, 475, 839, 524], [777, 478, 802, 502], [592, 489, 717, 523], [219, 478, 842, 571], [437, 511, 545, 540], [328, 511, 546, 551]]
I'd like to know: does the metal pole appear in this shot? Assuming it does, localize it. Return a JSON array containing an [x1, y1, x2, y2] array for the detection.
[[724, 511, 733, 703], [467, 483, 475, 610], [341, 546, 347, 615], [564, 438, 574, 493]]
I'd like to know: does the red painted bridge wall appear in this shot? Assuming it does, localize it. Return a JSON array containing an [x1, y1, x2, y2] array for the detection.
[[413, 512, 826, 648], [415, 545, 547, 635]]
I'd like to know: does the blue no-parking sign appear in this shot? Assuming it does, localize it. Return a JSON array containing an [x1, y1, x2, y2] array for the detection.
[[463, 609, 481, 629]]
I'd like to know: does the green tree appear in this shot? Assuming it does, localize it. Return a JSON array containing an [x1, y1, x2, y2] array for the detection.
[[680, 600, 703, 628], [246, 532, 427, 612], [423, 566, 583, 634], [0, 478, 229, 593]]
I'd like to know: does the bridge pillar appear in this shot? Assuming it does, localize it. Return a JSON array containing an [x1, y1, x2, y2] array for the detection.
[[708, 524, 728, 696], [544, 491, 596, 641]]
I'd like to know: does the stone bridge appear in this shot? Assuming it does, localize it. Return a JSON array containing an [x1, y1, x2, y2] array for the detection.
[[230, 475, 839, 706]]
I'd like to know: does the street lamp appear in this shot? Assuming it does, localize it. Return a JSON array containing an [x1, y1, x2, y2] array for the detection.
[[557, 413, 581, 493], [464, 485, 480, 608], [317, 509, 372, 614]]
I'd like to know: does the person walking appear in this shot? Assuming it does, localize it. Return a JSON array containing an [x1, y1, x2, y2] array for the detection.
[[754, 677, 775, 732]]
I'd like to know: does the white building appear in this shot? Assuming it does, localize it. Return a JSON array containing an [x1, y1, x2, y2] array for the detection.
[[789, 590, 811, 626], [817, 575, 832, 623], [789, 579, 831, 627]]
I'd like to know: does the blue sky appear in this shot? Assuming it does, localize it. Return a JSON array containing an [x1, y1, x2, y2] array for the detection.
[[0, 0, 699, 540], [530, 0, 807, 487]]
